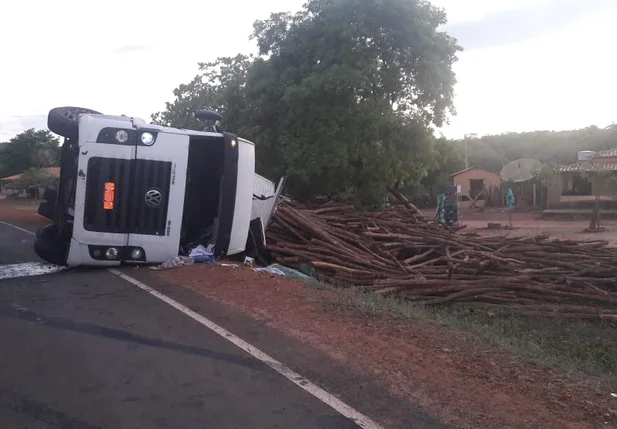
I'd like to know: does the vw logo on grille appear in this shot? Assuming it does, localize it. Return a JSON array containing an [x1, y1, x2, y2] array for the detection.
[[144, 189, 162, 208]]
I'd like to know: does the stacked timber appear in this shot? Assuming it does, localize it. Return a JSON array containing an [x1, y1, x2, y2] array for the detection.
[[265, 201, 617, 320]]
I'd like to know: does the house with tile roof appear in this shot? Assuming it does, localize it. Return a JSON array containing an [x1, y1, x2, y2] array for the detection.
[[450, 167, 501, 199], [0, 167, 60, 184], [558, 149, 617, 203], [0, 167, 60, 197], [449, 167, 503, 208]]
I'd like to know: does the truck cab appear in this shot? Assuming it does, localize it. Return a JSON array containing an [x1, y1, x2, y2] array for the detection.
[[36, 107, 255, 267]]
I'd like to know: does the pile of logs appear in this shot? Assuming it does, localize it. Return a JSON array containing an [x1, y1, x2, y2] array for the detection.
[[265, 201, 617, 320]]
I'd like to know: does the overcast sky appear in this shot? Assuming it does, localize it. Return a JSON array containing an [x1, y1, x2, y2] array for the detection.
[[1, 0, 616, 142]]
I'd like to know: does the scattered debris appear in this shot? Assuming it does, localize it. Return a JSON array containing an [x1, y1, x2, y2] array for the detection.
[[150, 256, 195, 271], [254, 265, 287, 276], [254, 263, 312, 280], [266, 201, 617, 319], [220, 263, 239, 268], [152, 244, 217, 270], [189, 244, 215, 263], [0, 262, 65, 280]]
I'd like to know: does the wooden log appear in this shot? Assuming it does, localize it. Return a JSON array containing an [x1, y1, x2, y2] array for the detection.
[[265, 200, 617, 315], [403, 249, 435, 265], [386, 186, 424, 216]]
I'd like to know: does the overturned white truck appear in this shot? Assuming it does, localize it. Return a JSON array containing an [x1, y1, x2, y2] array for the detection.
[[35, 106, 282, 267]]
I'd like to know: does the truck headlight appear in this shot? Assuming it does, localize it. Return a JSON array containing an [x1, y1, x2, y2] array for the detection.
[[105, 247, 119, 260], [141, 132, 155, 145], [130, 248, 143, 260], [115, 130, 129, 143]]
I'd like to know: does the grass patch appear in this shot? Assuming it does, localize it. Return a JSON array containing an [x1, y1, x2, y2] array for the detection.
[[305, 279, 617, 384]]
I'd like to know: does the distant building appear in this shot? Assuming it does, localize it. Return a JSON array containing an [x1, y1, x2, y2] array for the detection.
[[0, 167, 60, 183], [450, 167, 501, 198], [0, 167, 60, 195], [558, 148, 617, 204]]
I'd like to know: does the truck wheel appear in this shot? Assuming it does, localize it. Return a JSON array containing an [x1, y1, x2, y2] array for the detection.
[[42, 187, 57, 203], [48, 106, 102, 139], [38, 187, 57, 220], [34, 224, 69, 266], [37, 201, 55, 220]]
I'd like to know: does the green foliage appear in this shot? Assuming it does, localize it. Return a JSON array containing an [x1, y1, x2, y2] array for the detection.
[[420, 137, 466, 195], [0, 129, 60, 179], [153, 0, 461, 204], [12, 167, 57, 188], [152, 54, 255, 133], [457, 125, 617, 173]]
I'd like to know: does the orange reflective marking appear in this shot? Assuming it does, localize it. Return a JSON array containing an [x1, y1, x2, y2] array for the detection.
[[104, 182, 116, 210]]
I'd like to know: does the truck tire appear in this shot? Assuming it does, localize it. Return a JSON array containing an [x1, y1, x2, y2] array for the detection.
[[48, 106, 102, 139], [37, 201, 55, 220], [42, 187, 57, 203], [38, 187, 58, 220], [34, 224, 69, 266]]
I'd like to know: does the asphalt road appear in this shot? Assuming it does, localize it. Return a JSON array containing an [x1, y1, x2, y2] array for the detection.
[[0, 222, 41, 265], [0, 219, 449, 429]]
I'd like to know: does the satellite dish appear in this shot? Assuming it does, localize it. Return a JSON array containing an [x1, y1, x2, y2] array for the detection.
[[500, 158, 544, 182]]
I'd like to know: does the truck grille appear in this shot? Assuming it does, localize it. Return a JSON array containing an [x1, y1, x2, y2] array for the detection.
[[84, 157, 171, 236], [128, 159, 172, 235]]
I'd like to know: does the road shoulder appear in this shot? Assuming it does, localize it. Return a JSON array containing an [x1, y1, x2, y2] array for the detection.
[[123, 266, 447, 429], [148, 263, 616, 429]]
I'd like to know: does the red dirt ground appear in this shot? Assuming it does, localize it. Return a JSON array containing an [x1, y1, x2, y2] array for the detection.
[[3, 201, 616, 428], [0, 200, 50, 229], [462, 210, 617, 246], [157, 264, 617, 429]]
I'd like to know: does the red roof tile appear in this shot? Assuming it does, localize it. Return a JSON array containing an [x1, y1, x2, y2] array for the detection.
[[449, 167, 476, 177], [590, 148, 617, 158], [560, 162, 617, 172], [0, 167, 60, 182]]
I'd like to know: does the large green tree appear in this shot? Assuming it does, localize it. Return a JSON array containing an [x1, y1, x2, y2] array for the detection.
[[0, 129, 61, 179], [153, 0, 461, 204], [420, 137, 466, 195]]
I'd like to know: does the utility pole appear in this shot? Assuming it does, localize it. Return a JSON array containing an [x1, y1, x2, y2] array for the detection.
[[464, 133, 477, 169]]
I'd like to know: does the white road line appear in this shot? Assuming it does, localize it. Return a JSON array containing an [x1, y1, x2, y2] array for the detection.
[[0, 220, 384, 428], [0, 221, 35, 236], [110, 269, 385, 429]]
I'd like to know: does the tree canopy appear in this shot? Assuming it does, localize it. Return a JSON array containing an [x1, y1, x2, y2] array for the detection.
[[152, 0, 617, 202], [0, 129, 61, 180], [456, 124, 617, 174], [153, 0, 461, 204]]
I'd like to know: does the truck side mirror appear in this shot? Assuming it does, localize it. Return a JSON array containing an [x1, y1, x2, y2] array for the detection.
[[194, 110, 223, 122], [193, 110, 224, 132]]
